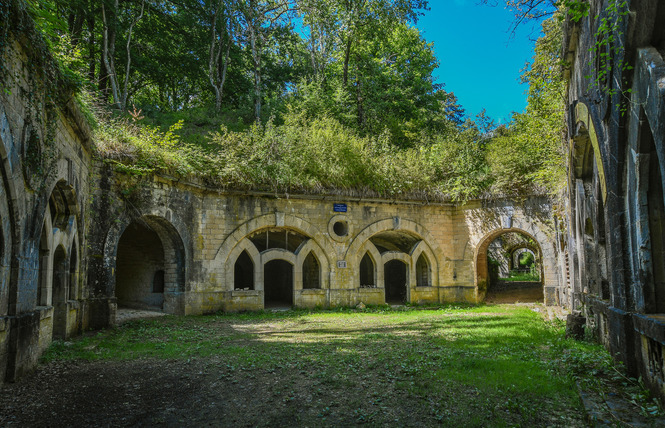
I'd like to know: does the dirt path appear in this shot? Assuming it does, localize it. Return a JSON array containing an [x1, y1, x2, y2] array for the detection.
[[485, 281, 543, 304]]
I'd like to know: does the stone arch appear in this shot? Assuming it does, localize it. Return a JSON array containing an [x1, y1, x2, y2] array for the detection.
[[474, 227, 557, 305], [383, 255, 409, 304], [69, 237, 79, 301], [233, 250, 256, 291], [624, 48, 665, 313], [572, 101, 607, 203], [511, 247, 537, 270], [215, 213, 334, 265], [301, 252, 320, 290], [295, 239, 330, 290], [415, 252, 431, 288], [410, 240, 439, 288], [37, 210, 53, 307], [107, 214, 187, 314], [570, 102, 610, 304], [263, 253, 295, 307], [345, 218, 443, 262], [356, 240, 382, 289], [35, 180, 79, 311], [0, 110, 20, 316], [47, 179, 79, 229], [262, 248, 297, 265], [225, 238, 261, 291], [51, 245, 69, 339]]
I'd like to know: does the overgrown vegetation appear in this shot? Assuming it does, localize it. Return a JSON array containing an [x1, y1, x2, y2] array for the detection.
[[42, 305, 662, 425], [10, 0, 568, 200]]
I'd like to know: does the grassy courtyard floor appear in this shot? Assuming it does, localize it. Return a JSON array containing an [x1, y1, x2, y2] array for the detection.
[[1, 304, 661, 427]]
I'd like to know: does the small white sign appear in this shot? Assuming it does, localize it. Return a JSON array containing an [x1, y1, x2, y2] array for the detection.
[[337, 261, 347, 268]]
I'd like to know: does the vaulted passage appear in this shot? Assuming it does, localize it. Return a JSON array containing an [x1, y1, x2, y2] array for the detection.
[[642, 114, 665, 313], [479, 231, 543, 304], [116, 221, 165, 310], [385, 260, 407, 304], [264, 260, 293, 307]]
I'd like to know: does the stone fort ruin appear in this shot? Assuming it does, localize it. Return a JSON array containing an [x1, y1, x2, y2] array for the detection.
[[0, 0, 664, 405]]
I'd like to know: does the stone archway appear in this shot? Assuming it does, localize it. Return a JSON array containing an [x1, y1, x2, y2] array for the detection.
[[264, 259, 294, 307], [51, 246, 68, 339], [113, 215, 186, 314], [475, 227, 555, 305], [385, 259, 408, 304]]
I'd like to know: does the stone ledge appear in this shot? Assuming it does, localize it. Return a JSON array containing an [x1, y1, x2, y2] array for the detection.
[[633, 313, 665, 345], [35, 306, 54, 320], [300, 289, 326, 295], [231, 290, 260, 297]]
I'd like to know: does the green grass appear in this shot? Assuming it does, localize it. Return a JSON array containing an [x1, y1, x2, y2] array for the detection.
[[503, 271, 541, 282], [41, 304, 650, 426]]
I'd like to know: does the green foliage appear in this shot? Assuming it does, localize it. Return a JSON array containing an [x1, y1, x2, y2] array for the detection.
[[14, 0, 571, 201], [485, 13, 566, 196], [505, 271, 540, 282], [519, 251, 535, 267]]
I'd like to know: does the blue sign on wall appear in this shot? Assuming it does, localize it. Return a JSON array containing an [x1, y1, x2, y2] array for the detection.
[[333, 203, 347, 213]]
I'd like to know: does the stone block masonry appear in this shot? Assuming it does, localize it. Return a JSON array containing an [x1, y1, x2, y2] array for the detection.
[[87, 176, 561, 316]]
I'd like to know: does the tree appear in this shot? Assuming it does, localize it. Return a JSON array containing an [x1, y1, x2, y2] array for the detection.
[[101, 0, 145, 110], [235, 0, 296, 121], [207, 0, 237, 111], [485, 12, 566, 195]]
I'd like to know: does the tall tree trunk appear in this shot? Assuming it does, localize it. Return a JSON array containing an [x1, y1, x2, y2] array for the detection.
[[86, 0, 95, 82], [248, 20, 262, 121], [120, 0, 145, 110], [342, 37, 352, 86], [355, 58, 364, 128], [101, 0, 119, 108], [209, 1, 232, 112]]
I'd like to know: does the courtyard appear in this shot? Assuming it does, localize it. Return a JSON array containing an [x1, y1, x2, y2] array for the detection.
[[1, 304, 659, 427]]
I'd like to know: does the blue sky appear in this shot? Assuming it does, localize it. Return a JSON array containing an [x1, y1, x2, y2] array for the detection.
[[416, 1, 542, 124]]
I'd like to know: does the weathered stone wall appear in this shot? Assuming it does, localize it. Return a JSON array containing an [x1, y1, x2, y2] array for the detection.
[[0, 21, 93, 381], [83, 172, 561, 318], [563, 0, 665, 402]]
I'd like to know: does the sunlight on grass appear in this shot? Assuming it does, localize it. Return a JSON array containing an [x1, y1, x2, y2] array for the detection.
[[42, 304, 622, 426]]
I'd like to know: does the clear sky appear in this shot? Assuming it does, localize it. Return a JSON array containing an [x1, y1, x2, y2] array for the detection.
[[416, 1, 542, 124]]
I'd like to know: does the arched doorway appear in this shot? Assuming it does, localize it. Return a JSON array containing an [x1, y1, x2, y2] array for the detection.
[[52, 246, 68, 339], [477, 230, 544, 304], [416, 253, 431, 287], [264, 259, 293, 307], [302, 252, 320, 289], [116, 220, 166, 311], [359, 252, 376, 288], [385, 260, 407, 304], [234, 250, 255, 291]]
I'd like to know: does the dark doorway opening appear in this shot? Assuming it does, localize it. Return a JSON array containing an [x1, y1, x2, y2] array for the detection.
[[116, 221, 165, 311], [360, 253, 375, 287], [385, 260, 407, 304], [264, 260, 293, 307], [302, 252, 320, 289], [52, 246, 68, 339], [234, 250, 255, 290]]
